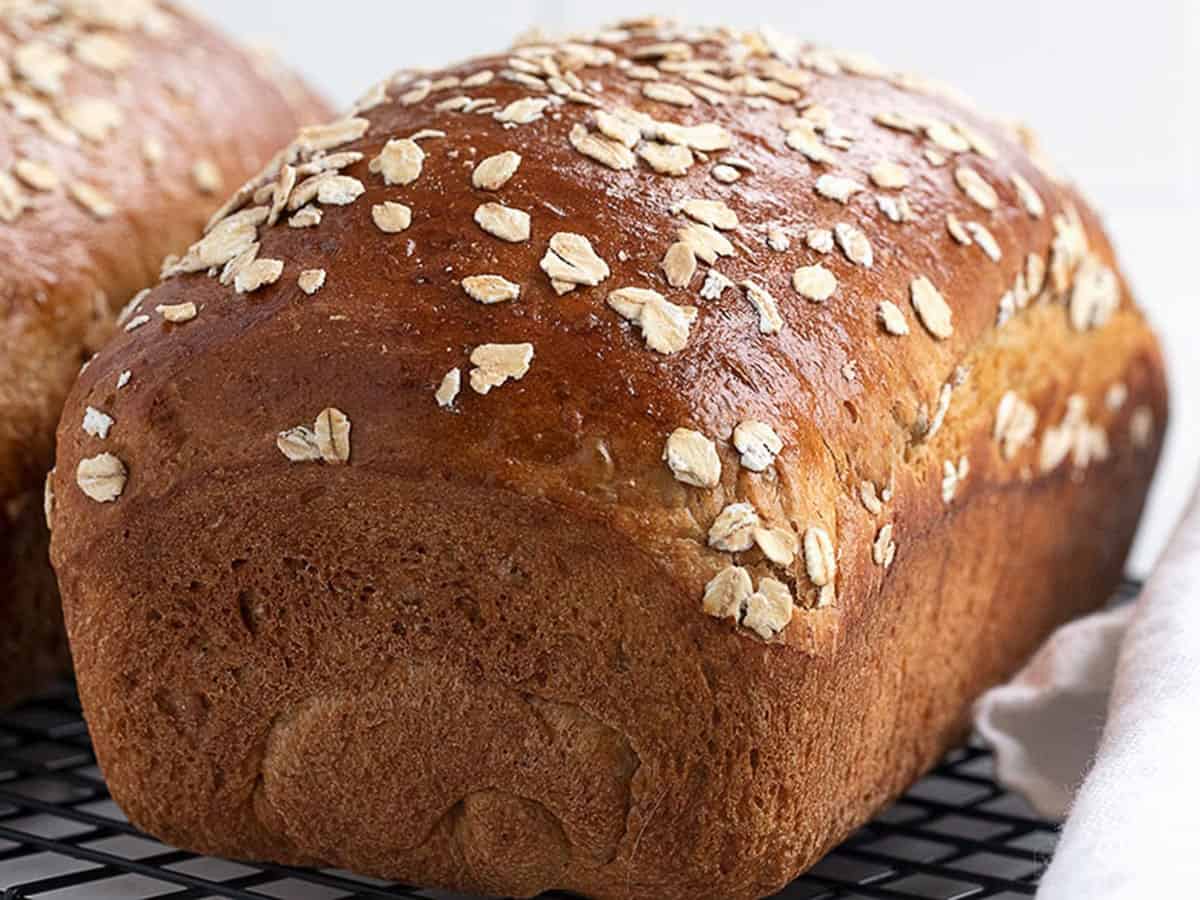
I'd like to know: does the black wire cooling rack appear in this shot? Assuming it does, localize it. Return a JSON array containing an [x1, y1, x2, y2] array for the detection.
[[1, 579, 1142, 900]]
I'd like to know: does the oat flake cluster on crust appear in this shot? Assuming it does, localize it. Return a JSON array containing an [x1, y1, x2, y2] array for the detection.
[[57, 15, 1157, 645]]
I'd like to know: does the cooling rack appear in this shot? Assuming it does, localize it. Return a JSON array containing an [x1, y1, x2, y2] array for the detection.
[[2, 579, 1140, 899]]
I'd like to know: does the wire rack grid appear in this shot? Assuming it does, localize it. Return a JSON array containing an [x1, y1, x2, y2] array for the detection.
[[2, 580, 1140, 900]]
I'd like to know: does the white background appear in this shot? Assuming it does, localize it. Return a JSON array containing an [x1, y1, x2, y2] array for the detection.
[[198, 0, 1197, 573]]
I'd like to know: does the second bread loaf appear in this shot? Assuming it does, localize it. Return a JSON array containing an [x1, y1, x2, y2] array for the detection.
[[0, 0, 329, 707]]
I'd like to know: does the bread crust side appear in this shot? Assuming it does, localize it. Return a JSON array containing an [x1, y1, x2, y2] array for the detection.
[[55, 409, 1157, 899]]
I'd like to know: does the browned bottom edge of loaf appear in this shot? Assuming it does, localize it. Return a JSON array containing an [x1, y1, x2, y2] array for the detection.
[[61, 431, 1155, 900], [1, 496, 69, 710]]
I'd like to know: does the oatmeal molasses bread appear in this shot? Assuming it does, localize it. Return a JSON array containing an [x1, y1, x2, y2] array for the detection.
[[50, 18, 1165, 900], [0, 1, 329, 707]]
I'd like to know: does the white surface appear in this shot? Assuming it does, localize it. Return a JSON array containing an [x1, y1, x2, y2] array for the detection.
[[976, 481, 1200, 896], [976, 605, 1130, 820], [195, 0, 1197, 572]]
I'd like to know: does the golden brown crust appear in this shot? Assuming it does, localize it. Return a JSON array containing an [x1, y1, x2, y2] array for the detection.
[[50, 17, 1166, 898], [1, 0, 329, 706]]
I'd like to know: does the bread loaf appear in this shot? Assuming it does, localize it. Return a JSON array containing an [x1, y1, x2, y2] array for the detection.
[[49, 18, 1166, 899], [0, 1, 328, 708]]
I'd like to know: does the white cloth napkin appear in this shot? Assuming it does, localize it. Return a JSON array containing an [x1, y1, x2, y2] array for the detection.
[[975, 480, 1200, 895]]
